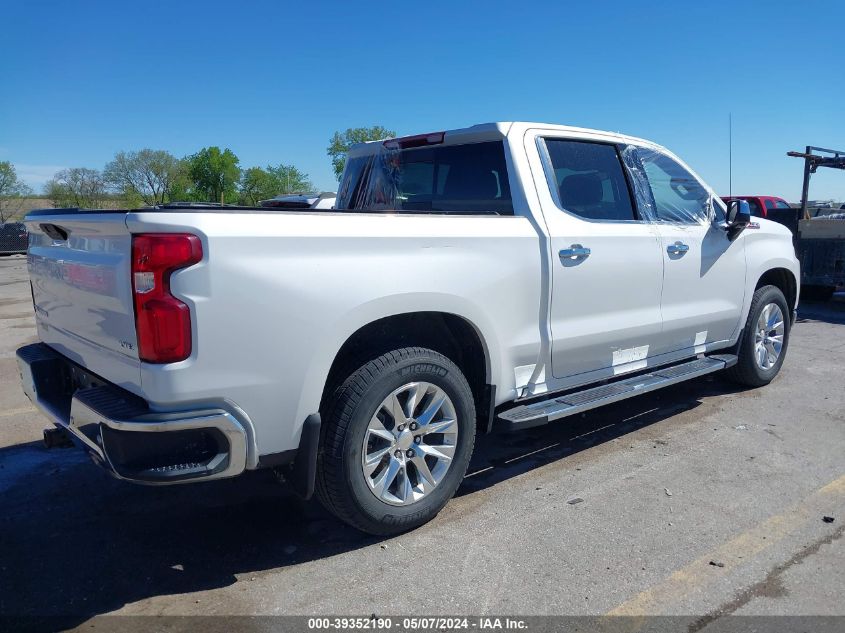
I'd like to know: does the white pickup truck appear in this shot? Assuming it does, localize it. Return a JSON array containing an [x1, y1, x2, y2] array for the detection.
[[18, 122, 799, 535]]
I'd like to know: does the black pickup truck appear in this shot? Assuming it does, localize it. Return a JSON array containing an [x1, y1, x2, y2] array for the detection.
[[798, 215, 845, 300], [0, 222, 28, 255]]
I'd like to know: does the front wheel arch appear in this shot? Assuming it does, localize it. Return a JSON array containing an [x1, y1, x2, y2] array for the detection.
[[754, 267, 798, 323]]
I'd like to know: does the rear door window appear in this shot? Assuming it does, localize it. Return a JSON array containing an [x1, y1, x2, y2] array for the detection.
[[542, 139, 636, 221], [336, 141, 513, 215]]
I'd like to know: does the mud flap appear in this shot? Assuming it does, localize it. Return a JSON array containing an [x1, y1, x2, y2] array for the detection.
[[290, 413, 321, 500]]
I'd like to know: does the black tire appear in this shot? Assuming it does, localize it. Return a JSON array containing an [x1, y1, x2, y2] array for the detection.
[[726, 285, 791, 387], [316, 347, 476, 535], [800, 284, 835, 302]]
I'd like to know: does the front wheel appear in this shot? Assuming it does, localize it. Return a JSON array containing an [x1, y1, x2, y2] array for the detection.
[[316, 347, 476, 535], [726, 285, 791, 387]]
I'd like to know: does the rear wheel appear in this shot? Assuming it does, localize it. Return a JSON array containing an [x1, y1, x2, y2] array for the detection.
[[726, 285, 790, 387], [316, 347, 476, 535]]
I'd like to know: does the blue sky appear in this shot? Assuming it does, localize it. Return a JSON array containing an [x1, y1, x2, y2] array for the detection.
[[2, 0, 843, 201]]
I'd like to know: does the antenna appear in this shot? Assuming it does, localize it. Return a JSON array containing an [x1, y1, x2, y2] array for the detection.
[[729, 113, 733, 197]]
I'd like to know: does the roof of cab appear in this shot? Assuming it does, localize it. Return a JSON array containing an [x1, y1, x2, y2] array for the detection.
[[347, 122, 663, 156]]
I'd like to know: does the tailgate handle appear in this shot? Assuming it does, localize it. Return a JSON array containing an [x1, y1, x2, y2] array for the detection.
[[40, 223, 69, 241]]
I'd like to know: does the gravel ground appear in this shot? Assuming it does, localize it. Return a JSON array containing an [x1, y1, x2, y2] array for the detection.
[[0, 253, 843, 631]]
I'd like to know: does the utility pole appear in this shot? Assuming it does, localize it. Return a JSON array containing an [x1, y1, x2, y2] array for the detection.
[[728, 113, 732, 198]]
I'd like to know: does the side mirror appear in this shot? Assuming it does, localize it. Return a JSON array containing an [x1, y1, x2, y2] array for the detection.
[[726, 199, 751, 240]]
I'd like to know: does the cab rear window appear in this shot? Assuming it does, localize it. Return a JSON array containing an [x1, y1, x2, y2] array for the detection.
[[336, 141, 513, 215]]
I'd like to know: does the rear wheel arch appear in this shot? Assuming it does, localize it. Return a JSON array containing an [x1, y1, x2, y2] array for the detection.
[[321, 311, 493, 431]]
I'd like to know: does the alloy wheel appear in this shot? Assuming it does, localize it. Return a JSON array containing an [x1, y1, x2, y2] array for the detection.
[[361, 382, 458, 506], [754, 303, 785, 370]]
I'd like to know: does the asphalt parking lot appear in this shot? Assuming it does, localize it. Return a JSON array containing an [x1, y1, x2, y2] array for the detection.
[[1, 252, 843, 629]]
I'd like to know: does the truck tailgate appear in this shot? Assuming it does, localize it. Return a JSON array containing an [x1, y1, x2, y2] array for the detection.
[[25, 212, 142, 391]]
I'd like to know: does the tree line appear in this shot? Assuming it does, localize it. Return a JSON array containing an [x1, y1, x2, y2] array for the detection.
[[0, 126, 394, 219], [47, 147, 315, 209]]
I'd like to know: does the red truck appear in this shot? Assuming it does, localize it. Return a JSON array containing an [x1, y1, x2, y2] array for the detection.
[[721, 195, 793, 221]]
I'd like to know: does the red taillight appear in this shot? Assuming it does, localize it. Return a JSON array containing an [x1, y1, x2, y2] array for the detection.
[[131, 233, 202, 363]]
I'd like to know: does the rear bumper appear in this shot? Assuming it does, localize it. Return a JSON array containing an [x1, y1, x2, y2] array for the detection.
[[16, 343, 247, 484]]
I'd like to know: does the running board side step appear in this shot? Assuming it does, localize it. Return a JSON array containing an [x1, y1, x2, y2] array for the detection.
[[498, 354, 737, 431]]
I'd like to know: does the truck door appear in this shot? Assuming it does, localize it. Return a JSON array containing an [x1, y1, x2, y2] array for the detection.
[[632, 146, 747, 356], [528, 134, 665, 381]]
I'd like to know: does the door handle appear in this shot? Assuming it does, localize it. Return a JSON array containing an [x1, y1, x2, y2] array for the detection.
[[667, 241, 689, 255], [559, 244, 591, 261]]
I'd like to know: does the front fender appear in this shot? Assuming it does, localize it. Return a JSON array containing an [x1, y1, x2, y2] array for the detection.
[[735, 221, 800, 340]]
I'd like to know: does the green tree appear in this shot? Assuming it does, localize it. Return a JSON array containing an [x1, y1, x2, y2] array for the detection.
[[239, 167, 277, 205], [165, 159, 195, 202], [239, 164, 315, 205], [267, 164, 314, 194], [186, 147, 241, 203], [104, 149, 181, 206], [44, 167, 106, 208], [327, 126, 395, 180], [0, 161, 33, 222]]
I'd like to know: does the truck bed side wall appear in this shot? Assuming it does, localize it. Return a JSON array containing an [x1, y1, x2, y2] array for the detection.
[[125, 211, 542, 461]]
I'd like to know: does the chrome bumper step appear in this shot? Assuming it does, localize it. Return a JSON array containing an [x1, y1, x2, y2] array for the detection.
[[498, 354, 737, 431], [16, 342, 248, 484]]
